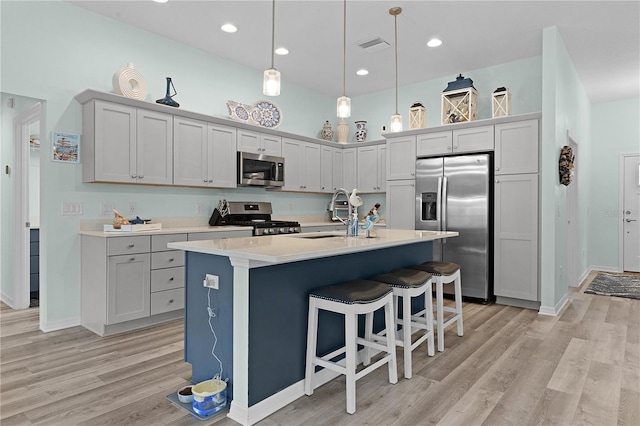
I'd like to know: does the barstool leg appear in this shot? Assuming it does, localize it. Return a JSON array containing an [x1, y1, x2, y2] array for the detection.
[[363, 312, 373, 366], [425, 290, 435, 356], [401, 294, 412, 379], [454, 273, 464, 336], [436, 278, 445, 352], [384, 300, 398, 385], [345, 312, 357, 414], [304, 299, 318, 396]]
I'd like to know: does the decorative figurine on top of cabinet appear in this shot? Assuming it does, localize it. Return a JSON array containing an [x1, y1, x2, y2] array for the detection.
[[156, 77, 180, 108], [320, 120, 334, 141]]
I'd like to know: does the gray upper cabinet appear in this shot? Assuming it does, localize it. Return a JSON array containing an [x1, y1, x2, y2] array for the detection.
[[173, 118, 237, 188], [495, 119, 539, 175], [237, 129, 282, 157], [387, 136, 416, 180], [416, 126, 493, 157], [83, 100, 172, 184], [357, 144, 386, 193], [281, 138, 321, 192]]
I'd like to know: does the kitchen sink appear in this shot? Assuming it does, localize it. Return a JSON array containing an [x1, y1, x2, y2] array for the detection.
[[296, 234, 345, 239]]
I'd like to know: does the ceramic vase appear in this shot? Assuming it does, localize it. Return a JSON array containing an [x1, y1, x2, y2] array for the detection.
[[355, 120, 367, 142], [336, 119, 349, 144], [320, 120, 334, 141], [112, 63, 147, 100]]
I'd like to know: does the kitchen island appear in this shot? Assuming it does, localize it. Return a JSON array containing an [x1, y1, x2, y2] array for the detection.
[[168, 228, 457, 425]]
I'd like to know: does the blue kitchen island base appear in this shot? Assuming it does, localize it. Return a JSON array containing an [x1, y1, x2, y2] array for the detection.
[[169, 229, 457, 425], [184, 242, 433, 424]]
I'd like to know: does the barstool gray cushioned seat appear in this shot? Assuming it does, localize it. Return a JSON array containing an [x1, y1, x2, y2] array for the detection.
[[305, 280, 398, 414], [409, 261, 463, 352], [368, 269, 434, 378], [310, 280, 393, 304]]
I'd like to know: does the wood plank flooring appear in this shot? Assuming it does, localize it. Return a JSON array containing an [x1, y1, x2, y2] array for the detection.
[[1, 271, 638, 425]]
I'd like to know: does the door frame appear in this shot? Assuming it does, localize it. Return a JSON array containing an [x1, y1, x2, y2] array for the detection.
[[619, 152, 640, 272], [565, 132, 579, 287], [12, 102, 43, 310]]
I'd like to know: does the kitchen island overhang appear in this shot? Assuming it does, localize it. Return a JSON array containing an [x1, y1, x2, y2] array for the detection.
[[168, 229, 458, 425]]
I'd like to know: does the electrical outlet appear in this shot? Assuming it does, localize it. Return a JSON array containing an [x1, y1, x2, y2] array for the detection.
[[100, 202, 114, 215], [62, 201, 83, 215], [203, 274, 219, 289], [128, 202, 137, 215]]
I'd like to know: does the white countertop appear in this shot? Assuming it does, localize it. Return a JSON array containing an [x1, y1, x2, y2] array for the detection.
[[167, 228, 458, 266], [79, 225, 251, 237]]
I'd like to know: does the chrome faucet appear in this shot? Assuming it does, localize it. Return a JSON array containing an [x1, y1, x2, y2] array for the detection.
[[329, 188, 355, 236]]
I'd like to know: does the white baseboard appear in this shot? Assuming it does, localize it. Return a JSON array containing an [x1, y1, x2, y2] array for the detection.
[[40, 316, 81, 333], [1, 291, 16, 309], [539, 293, 569, 316], [587, 265, 619, 274]]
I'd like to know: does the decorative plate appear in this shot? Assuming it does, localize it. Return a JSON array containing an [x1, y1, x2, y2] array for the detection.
[[249, 100, 282, 129], [226, 100, 252, 123]]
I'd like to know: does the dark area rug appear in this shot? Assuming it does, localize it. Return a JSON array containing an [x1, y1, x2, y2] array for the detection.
[[584, 272, 640, 300]]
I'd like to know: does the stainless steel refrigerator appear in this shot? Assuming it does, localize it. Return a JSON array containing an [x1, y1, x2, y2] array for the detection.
[[415, 154, 492, 302]]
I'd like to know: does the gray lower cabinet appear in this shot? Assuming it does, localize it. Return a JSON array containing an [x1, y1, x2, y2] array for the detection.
[[494, 174, 539, 304], [81, 233, 187, 336]]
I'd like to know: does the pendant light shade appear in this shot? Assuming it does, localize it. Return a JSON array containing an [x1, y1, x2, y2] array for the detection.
[[389, 6, 402, 132], [263, 0, 280, 96], [263, 69, 281, 96], [337, 0, 351, 118]]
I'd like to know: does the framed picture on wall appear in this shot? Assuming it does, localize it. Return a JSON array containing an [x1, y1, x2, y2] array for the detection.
[[51, 131, 80, 164]]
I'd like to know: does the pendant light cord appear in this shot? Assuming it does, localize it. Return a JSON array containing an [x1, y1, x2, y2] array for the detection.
[[270, 0, 276, 69], [342, 0, 347, 96], [394, 13, 399, 115]]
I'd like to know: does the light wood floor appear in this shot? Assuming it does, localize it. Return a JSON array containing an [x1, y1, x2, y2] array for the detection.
[[1, 271, 638, 425]]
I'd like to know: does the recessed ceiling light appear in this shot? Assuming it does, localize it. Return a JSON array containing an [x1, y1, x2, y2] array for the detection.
[[427, 38, 442, 47], [221, 23, 237, 33], [153, 0, 168, 3], [275, 47, 289, 56], [356, 69, 369, 76]]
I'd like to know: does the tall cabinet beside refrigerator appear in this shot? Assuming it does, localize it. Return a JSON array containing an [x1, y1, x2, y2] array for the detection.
[[415, 154, 492, 301]]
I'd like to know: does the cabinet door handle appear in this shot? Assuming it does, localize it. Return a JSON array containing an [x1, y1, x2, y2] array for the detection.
[[168, 258, 174, 262], [169, 277, 174, 281], [131, 174, 137, 178], [626, 219, 637, 222], [139, 175, 144, 179], [496, 167, 500, 171], [411, 172, 415, 176], [168, 299, 174, 304], [208, 179, 213, 183], [128, 243, 135, 248], [129, 257, 135, 261]]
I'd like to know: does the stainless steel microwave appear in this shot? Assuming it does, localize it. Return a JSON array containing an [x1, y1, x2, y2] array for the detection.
[[237, 152, 285, 187]]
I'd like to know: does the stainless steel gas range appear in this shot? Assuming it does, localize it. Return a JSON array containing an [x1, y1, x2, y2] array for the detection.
[[216, 201, 301, 236]]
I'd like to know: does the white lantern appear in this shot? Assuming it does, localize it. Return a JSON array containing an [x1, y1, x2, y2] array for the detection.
[[409, 102, 426, 129], [492, 87, 512, 118], [441, 74, 478, 125]]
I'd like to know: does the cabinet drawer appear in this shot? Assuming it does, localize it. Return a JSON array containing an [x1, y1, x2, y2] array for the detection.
[[107, 236, 150, 256], [151, 267, 185, 292], [151, 233, 188, 252], [151, 250, 185, 269], [151, 288, 184, 315]]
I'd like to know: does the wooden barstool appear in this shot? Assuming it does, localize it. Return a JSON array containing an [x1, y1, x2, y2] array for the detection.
[[304, 280, 398, 414], [368, 268, 435, 379], [410, 261, 463, 352]]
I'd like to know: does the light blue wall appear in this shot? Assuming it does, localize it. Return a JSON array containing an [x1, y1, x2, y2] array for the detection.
[[590, 98, 640, 269], [352, 56, 542, 138], [540, 27, 591, 311]]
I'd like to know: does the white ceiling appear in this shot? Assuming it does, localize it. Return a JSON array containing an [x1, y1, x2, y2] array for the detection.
[[68, 0, 639, 105]]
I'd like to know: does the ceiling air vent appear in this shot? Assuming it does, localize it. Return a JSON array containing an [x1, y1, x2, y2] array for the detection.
[[357, 37, 390, 53]]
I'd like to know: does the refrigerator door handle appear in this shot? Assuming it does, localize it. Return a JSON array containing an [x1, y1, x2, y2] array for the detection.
[[436, 176, 443, 231], [442, 176, 448, 242]]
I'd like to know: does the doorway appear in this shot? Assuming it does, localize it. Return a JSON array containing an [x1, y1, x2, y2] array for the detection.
[[12, 101, 43, 310], [566, 134, 579, 287], [620, 154, 640, 272]]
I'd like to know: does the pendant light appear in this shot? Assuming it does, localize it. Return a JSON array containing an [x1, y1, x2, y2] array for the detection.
[[389, 6, 402, 132], [336, 0, 351, 118], [263, 0, 281, 96]]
